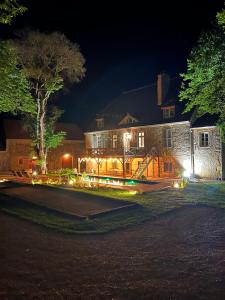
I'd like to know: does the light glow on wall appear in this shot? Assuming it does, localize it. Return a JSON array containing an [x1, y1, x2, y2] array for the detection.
[[174, 182, 179, 188], [182, 159, 191, 178], [194, 159, 202, 175]]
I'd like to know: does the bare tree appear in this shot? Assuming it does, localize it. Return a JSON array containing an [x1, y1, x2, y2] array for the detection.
[[12, 30, 86, 173]]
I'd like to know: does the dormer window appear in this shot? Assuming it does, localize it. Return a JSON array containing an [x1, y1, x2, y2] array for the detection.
[[162, 106, 175, 119], [96, 118, 104, 129], [119, 113, 139, 125]]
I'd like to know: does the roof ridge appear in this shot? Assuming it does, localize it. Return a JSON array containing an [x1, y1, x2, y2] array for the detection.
[[122, 82, 156, 94]]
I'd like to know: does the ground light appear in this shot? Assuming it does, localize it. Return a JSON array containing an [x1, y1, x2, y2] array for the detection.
[[0, 179, 8, 183], [174, 182, 180, 188]]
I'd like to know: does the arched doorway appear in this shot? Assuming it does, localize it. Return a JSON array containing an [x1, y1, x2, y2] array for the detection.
[[61, 154, 73, 169]]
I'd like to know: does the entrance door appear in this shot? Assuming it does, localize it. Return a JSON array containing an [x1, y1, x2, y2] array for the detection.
[[125, 162, 130, 174], [61, 155, 73, 169]]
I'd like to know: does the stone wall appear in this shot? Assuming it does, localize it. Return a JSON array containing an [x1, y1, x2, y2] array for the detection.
[[0, 138, 85, 172], [0, 151, 10, 171], [85, 122, 192, 178], [192, 127, 222, 179], [47, 140, 84, 171]]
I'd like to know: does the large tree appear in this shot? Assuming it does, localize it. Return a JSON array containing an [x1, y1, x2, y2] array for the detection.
[[217, 3, 225, 30], [0, 0, 27, 24], [11, 30, 86, 173], [23, 106, 66, 163], [179, 6, 225, 136], [0, 0, 34, 114], [0, 41, 35, 114]]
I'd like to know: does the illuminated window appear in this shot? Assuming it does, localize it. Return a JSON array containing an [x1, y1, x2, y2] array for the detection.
[[112, 160, 118, 169], [164, 162, 172, 172], [199, 132, 209, 147], [112, 134, 117, 148], [138, 132, 145, 148], [165, 128, 172, 148], [96, 118, 104, 128], [162, 107, 175, 119]]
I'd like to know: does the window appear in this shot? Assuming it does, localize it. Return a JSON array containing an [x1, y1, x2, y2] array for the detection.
[[96, 118, 104, 128], [199, 132, 209, 147], [164, 162, 173, 172], [138, 132, 145, 148], [97, 135, 102, 148], [18, 158, 23, 165], [162, 107, 175, 119], [165, 128, 172, 148], [119, 113, 138, 125], [112, 160, 118, 169], [112, 134, 117, 149]]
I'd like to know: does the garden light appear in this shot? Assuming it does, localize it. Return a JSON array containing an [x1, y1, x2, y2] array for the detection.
[[174, 182, 179, 188]]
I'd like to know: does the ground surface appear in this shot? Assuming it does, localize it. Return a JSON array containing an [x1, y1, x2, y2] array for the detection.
[[1, 205, 225, 299], [0, 184, 132, 217]]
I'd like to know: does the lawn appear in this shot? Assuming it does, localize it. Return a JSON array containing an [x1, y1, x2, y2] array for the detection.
[[0, 182, 225, 234]]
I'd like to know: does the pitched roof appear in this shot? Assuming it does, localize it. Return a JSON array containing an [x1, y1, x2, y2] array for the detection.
[[87, 76, 192, 131], [2, 120, 84, 140], [191, 114, 218, 128]]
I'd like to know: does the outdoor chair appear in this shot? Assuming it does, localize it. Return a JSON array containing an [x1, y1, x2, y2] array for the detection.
[[16, 171, 23, 177], [21, 170, 31, 178], [11, 170, 17, 176]]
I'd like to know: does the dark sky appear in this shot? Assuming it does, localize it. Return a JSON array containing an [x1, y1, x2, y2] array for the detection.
[[2, 0, 225, 127]]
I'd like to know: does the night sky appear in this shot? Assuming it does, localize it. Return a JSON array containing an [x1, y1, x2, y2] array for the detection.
[[1, 0, 224, 128]]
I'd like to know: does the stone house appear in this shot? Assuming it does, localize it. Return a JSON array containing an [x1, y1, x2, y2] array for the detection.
[[0, 120, 84, 173], [82, 74, 225, 179]]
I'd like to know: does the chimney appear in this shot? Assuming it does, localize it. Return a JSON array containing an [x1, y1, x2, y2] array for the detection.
[[157, 73, 170, 105]]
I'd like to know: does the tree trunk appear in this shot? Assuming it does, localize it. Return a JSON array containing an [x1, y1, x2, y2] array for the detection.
[[39, 96, 48, 174]]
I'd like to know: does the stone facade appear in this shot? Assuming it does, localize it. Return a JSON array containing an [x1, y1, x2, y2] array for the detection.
[[84, 121, 192, 179], [191, 127, 222, 179], [84, 122, 224, 179], [0, 138, 84, 172]]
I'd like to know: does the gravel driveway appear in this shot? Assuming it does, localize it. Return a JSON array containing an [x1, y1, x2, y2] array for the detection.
[[1, 205, 225, 299]]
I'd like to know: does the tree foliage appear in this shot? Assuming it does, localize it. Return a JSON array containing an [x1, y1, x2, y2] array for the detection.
[[12, 30, 86, 173], [23, 106, 66, 154], [179, 24, 225, 135], [0, 0, 27, 24], [217, 4, 225, 30], [0, 41, 36, 114]]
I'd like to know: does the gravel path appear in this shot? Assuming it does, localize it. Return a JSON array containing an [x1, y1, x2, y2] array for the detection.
[[1, 205, 225, 299]]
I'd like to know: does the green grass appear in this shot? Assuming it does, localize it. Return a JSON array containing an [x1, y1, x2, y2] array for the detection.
[[1, 182, 225, 234]]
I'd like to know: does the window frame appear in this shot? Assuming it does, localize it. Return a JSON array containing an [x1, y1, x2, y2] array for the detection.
[[112, 134, 118, 149], [199, 132, 210, 148], [162, 107, 175, 119], [96, 118, 104, 129], [165, 128, 172, 148], [96, 135, 102, 148], [138, 132, 145, 148]]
